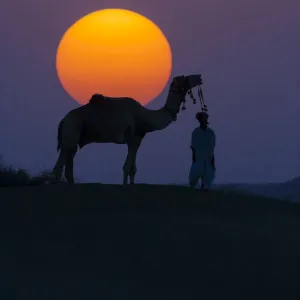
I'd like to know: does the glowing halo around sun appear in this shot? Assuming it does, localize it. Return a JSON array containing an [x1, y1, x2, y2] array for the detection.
[[56, 9, 172, 105]]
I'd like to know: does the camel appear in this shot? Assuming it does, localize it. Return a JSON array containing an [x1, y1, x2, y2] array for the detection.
[[52, 74, 203, 185]]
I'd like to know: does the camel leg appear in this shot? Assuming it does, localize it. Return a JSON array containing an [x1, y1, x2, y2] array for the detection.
[[53, 112, 81, 184], [65, 148, 77, 184], [52, 150, 67, 182], [129, 164, 137, 185], [123, 137, 143, 186]]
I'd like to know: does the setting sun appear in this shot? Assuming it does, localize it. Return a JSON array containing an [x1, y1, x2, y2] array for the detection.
[[56, 9, 172, 105]]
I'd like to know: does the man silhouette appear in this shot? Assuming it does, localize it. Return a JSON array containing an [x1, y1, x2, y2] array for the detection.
[[189, 111, 216, 190]]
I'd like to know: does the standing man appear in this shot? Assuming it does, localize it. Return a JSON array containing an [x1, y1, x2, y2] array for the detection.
[[189, 111, 216, 190]]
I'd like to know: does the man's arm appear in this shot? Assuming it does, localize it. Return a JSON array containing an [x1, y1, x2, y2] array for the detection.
[[192, 148, 196, 163], [212, 130, 216, 148], [211, 153, 215, 169], [190, 130, 196, 163], [211, 130, 216, 169]]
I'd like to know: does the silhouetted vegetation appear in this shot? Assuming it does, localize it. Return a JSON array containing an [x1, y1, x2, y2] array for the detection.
[[0, 155, 56, 187]]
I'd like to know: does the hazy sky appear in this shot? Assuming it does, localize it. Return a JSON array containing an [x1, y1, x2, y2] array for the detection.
[[0, 0, 299, 184]]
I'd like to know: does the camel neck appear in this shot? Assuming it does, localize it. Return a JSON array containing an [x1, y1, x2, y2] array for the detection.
[[135, 88, 184, 133], [163, 90, 183, 119], [136, 92, 182, 133]]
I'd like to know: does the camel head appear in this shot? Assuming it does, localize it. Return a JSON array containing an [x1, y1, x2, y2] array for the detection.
[[167, 74, 203, 119], [171, 74, 202, 94]]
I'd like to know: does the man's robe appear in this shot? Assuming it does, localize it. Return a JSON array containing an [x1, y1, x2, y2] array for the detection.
[[189, 126, 216, 188]]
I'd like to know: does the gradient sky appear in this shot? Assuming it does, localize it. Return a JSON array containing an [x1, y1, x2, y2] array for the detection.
[[0, 0, 299, 184]]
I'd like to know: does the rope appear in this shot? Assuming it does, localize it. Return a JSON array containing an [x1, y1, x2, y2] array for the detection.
[[198, 87, 207, 113]]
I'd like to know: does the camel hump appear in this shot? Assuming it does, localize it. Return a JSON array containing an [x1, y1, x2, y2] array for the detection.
[[88, 93, 107, 105]]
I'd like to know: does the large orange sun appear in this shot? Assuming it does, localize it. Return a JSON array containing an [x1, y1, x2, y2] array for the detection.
[[56, 9, 172, 105]]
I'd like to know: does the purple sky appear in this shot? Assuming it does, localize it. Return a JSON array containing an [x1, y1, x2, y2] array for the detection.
[[0, 0, 299, 184]]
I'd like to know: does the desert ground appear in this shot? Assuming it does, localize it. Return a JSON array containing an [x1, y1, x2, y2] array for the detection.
[[0, 184, 300, 299]]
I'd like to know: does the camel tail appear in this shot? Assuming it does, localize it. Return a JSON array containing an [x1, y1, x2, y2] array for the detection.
[[57, 119, 64, 152]]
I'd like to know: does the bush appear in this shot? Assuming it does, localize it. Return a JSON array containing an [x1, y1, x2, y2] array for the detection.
[[0, 166, 31, 187], [0, 156, 52, 187], [0, 155, 71, 187]]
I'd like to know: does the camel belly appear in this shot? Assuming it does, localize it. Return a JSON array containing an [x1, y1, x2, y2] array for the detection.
[[79, 119, 132, 147], [77, 108, 135, 147]]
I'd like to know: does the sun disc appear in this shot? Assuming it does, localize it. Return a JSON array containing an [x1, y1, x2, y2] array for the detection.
[[56, 9, 172, 105]]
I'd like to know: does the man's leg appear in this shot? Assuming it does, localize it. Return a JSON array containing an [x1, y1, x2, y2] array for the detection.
[[189, 163, 201, 188], [201, 178, 211, 191], [190, 175, 200, 188], [201, 167, 215, 191]]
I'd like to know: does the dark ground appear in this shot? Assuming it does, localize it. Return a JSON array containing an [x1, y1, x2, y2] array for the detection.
[[0, 184, 300, 299]]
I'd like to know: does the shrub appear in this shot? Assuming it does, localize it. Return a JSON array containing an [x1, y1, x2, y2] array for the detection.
[[0, 155, 72, 186], [0, 163, 31, 187]]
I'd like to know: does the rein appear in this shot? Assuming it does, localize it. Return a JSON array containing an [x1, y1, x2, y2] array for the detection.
[[184, 87, 207, 113]]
